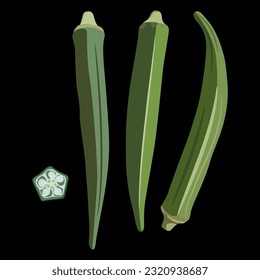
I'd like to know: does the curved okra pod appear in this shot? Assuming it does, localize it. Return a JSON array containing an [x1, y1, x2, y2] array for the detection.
[[126, 11, 169, 231], [73, 11, 109, 249], [161, 11, 228, 231]]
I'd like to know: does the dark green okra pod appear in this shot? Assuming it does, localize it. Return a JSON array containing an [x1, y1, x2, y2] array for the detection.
[[161, 11, 228, 230], [73, 11, 109, 249]]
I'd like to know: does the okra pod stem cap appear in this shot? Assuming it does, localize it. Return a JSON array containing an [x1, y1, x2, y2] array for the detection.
[[75, 11, 103, 31], [144, 10, 165, 24], [80, 11, 97, 26], [161, 206, 185, 231]]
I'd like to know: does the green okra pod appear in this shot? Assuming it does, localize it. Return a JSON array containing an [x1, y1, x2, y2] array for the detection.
[[126, 11, 169, 231], [73, 11, 109, 249], [161, 11, 228, 230]]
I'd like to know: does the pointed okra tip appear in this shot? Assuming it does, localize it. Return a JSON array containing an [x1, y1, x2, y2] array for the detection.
[[89, 241, 96, 250], [136, 220, 145, 232], [193, 11, 207, 25], [144, 10, 165, 24], [89, 236, 97, 250]]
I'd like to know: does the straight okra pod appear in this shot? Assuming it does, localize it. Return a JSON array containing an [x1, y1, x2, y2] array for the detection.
[[126, 11, 169, 231], [73, 11, 109, 249]]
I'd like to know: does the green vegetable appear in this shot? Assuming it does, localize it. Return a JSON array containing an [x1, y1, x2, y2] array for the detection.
[[32, 166, 68, 201], [73, 11, 109, 249], [126, 11, 169, 231], [161, 11, 228, 231]]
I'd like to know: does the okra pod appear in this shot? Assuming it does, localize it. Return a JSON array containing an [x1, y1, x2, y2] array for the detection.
[[161, 11, 228, 231], [73, 11, 109, 249], [126, 11, 169, 231]]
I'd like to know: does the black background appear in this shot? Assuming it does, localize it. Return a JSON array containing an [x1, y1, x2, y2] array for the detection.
[[2, 0, 259, 259]]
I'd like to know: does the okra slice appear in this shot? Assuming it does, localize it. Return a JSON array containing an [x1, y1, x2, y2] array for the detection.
[[33, 166, 68, 201]]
